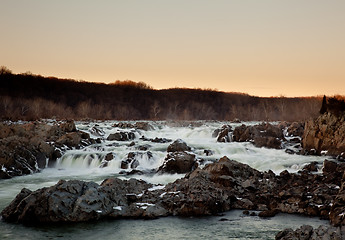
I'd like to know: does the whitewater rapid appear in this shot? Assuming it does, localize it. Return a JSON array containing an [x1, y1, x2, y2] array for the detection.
[[0, 120, 331, 240], [54, 120, 325, 183]]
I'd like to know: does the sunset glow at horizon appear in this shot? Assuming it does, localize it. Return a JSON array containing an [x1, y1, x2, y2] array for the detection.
[[1, 0, 344, 97]]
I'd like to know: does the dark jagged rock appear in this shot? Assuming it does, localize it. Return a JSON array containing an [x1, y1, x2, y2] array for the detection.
[[286, 122, 305, 137], [2, 157, 345, 225], [302, 113, 345, 156], [213, 125, 232, 142], [107, 132, 135, 141], [121, 152, 153, 169], [139, 136, 172, 143], [151, 137, 172, 143], [157, 152, 197, 174], [302, 162, 319, 172], [204, 149, 213, 156], [113, 122, 153, 131], [0, 120, 93, 179], [330, 171, 345, 226], [232, 122, 284, 149], [167, 139, 191, 152], [275, 225, 345, 240]]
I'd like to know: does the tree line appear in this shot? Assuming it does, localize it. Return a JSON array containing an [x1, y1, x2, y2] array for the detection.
[[0, 67, 324, 121]]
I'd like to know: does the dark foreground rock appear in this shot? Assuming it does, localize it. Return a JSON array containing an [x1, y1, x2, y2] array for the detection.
[[3, 157, 345, 224], [276, 225, 345, 240], [0, 120, 94, 179]]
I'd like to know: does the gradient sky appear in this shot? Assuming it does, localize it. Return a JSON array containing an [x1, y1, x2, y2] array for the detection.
[[1, 0, 344, 97]]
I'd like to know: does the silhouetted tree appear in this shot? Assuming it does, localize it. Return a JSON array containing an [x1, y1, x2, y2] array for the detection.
[[320, 95, 327, 114]]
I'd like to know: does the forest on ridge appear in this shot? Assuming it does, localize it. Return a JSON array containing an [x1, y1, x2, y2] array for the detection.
[[0, 67, 323, 121]]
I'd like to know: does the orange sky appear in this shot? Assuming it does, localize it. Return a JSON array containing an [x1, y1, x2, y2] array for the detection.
[[1, 1, 344, 97]]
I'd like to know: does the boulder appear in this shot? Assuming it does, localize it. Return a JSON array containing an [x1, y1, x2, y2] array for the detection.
[[213, 125, 232, 142], [287, 122, 305, 137], [157, 152, 196, 174], [232, 123, 284, 149], [276, 225, 345, 240], [167, 139, 191, 152], [107, 132, 135, 141], [121, 152, 153, 169], [113, 122, 153, 131]]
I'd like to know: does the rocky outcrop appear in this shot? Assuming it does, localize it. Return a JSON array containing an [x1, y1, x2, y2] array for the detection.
[[213, 125, 232, 142], [113, 122, 153, 131], [302, 113, 345, 157], [3, 157, 345, 224], [232, 123, 284, 149], [107, 132, 135, 141], [167, 139, 191, 152], [0, 120, 94, 179], [121, 151, 153, 169], [157, 151, 197, 174], [275, 225, 345, 240], [329, 170, 345, 226]]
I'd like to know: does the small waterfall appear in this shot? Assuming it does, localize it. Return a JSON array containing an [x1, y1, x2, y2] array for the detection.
[[56, 153, 103, 169]]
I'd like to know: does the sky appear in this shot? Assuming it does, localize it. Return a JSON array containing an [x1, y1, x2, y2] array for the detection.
[[1, 0, 344, 97]]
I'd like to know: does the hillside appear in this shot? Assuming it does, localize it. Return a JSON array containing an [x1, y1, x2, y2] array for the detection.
[[0, 68, 321, 121]]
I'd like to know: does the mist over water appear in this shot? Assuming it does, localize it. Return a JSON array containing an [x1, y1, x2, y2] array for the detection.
[[0, 121, 330, 239]]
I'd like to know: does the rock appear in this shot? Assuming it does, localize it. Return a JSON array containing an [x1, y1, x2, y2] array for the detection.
[[121, 152, 153, 169], [302, 113, 345, 156], [90, 126, 105, 137], [258, 209, 279, 218], [2, 156, 345, 226], [1, 178, 155, 223], [56, 132, 82, 148], [330, 171, 345, 226], [104, 153, 114, 161], [0, 120, 94, 179], [157, 152, 197, 174], [254, 136, 282, 149], [204, 149, 213, 156], [107, 132, 135, 141], [287, 122, 305, 137], [138, 136, 172, 143], [276, 225, 345, 240], [113, 122, 153, 131], [232, 123, 284, 149], [323, 160, 338, 174], [151, 137, 172, 143], [167, 139, 191, 152], [302, 162, 318, 172], [213, 125, 232, 142]]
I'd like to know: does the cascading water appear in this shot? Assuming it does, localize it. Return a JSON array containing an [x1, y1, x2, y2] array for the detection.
[[0, 120, 331, 239]]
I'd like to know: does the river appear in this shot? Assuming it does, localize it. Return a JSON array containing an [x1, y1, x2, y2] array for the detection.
[[0, 121, 330, 239]]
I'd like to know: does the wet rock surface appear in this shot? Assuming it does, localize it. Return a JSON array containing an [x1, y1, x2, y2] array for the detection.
[[275, 225, 345, 240], [232, 122, 285, 149], [3, 157, 345, 225], [157, 151, 197, 174], [167, 139, 191, 152], [113, 122, 153, 131], [0, 120, 94, 179], [213, 125, 232, 142], [107, 132, 135, 141]]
